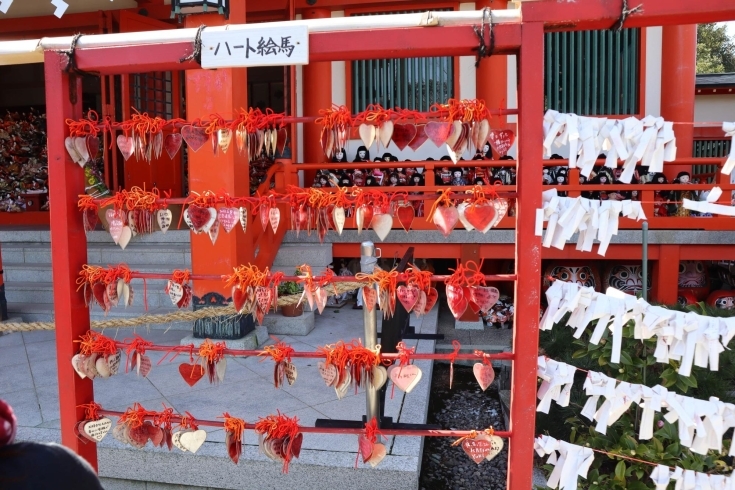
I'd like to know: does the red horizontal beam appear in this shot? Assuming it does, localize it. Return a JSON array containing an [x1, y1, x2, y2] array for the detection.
[[522, 0, 735, 31], [74, 23, 521, 74], [111, 339, 514, 361], [97, 409, 510, 438], [309, 23, 521, 62], [126, 272, 518, 282]]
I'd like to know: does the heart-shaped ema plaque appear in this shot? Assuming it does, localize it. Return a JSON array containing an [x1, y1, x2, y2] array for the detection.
[[387, 364, 422, 393]]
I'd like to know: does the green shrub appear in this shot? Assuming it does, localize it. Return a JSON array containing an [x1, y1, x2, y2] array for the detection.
[[536, 302, 735, 489]]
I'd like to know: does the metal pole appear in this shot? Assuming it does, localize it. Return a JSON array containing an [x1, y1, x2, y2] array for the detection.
[[360, 241, 380, 428], [641, 221, 649, 302]]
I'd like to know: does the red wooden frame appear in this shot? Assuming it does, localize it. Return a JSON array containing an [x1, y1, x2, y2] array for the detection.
[[41, 2, 735, 488]]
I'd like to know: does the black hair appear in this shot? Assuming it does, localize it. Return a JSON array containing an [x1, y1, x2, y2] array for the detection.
[[0, 442, 104, 489], [353, 146, 370, 162]]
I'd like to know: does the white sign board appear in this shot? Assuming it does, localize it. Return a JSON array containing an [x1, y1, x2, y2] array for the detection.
[[201, 25, 309, 69]]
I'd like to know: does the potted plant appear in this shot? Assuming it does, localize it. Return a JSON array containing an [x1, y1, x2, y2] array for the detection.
[[278, 270, 303, 317]]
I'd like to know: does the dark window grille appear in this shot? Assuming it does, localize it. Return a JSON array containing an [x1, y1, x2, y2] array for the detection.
[[351, 10, 454, 113], [130, 72, 174, 119], [545, 29, 640, 115]]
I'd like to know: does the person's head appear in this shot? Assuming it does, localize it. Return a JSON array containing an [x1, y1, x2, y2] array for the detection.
[[389, 173, 399, 184], [334, 148, 345, 162], [453, 169, 462, 179], [676, 171, 691, 184]]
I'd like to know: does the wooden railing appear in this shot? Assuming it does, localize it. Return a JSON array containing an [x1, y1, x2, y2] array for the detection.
[[267, 157, 734, 234]]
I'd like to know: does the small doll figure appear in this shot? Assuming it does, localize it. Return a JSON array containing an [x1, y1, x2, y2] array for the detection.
[[352, 169, 366, 187], [439, 164, 452, 185], [492, 167, 513, 186], [381, 153, 394, 163], [338, 172, 353, 188], [672, 171, 695, 217], [473, 167, 489, 185], [542, 167, 554, 185], [477, 142, 493, 160], [332, 148, 347, 164], [648, 172, 670, 217], [410, 173, 425, 217], [554, 168, 568, 197], [372, 167, 384, 185], [451, 169, 467, 186], [387, 172, 400, 186], [395, 167, 407, 185], [365, 175, 379, 187], [353, 146, 370, 163]]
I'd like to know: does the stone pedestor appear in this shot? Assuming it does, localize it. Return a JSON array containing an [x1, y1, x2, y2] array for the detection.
[[454, 318, 484, 330], [263, 310, 315, 336]]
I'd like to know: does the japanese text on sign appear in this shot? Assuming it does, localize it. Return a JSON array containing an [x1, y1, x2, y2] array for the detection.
[[201, 25, 309, 69]]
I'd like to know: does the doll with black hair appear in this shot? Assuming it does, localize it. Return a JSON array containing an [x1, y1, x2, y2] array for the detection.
[[648, 172, 670, 216], [451, 168, 467, 186], [579, 174, 593, 199], [364, 175, 379, 187], [387, 172, 401, 186], [591, 168, 615, 201], [332, 148, 347, 164], [338, 172, 353, 188], [554, 168, 568, 197], [476, 142, 493, 160], [354, 146, 370, 162], [672, 171, 696, 217]]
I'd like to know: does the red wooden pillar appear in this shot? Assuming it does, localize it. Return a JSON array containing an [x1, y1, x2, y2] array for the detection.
[[508, 21, 544, 490], [302, 7, 332, 185], [655, 245, 680, 305], [44, 52, 97, 468], [185, 4, 253, 319], [660, 24, 696, 178], [476, 0, 508, 137]]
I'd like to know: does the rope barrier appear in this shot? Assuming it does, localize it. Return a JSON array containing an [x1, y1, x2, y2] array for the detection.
[[0, 281, 365, 334]]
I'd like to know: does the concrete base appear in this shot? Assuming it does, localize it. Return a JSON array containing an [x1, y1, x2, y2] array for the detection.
[[180, 325, 269, 349], [454, 318, 484, 330], [264, 310, 315, 336]]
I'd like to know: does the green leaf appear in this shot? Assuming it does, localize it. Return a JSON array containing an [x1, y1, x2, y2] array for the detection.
[[675, 378, 690, 393], [619, 351, 634, 366], [572, 349, 589, 359], [598, 355, 608, 366], [615, 461, 626, 482], [679, 374, 698, 388], [628, 482, 649, 490], [652, 437, 664, 454]]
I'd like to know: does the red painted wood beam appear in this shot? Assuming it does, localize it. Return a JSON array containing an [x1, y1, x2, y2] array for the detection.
[[72, 23, 521, 74], [507, 21, 544, 490], [522, 0, 735, 31], [44, 51, 97, 469]]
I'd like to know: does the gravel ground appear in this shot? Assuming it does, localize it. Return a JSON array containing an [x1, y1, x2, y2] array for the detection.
[[419, 363, 508, 490]]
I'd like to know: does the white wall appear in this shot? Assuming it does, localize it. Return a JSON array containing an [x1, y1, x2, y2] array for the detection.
[[694, 94, 735, 122], [330, 10, 347, 107], [458, 3, 476, 100], [644, 26, 662, 117]]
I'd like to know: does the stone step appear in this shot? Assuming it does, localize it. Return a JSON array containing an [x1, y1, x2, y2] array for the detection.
[[4, 279, 176, 309], [0, 229, 191, 244], [272, 243, 332, 269], [1, 243, 191, 267], [2, 262, 187, 282]]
